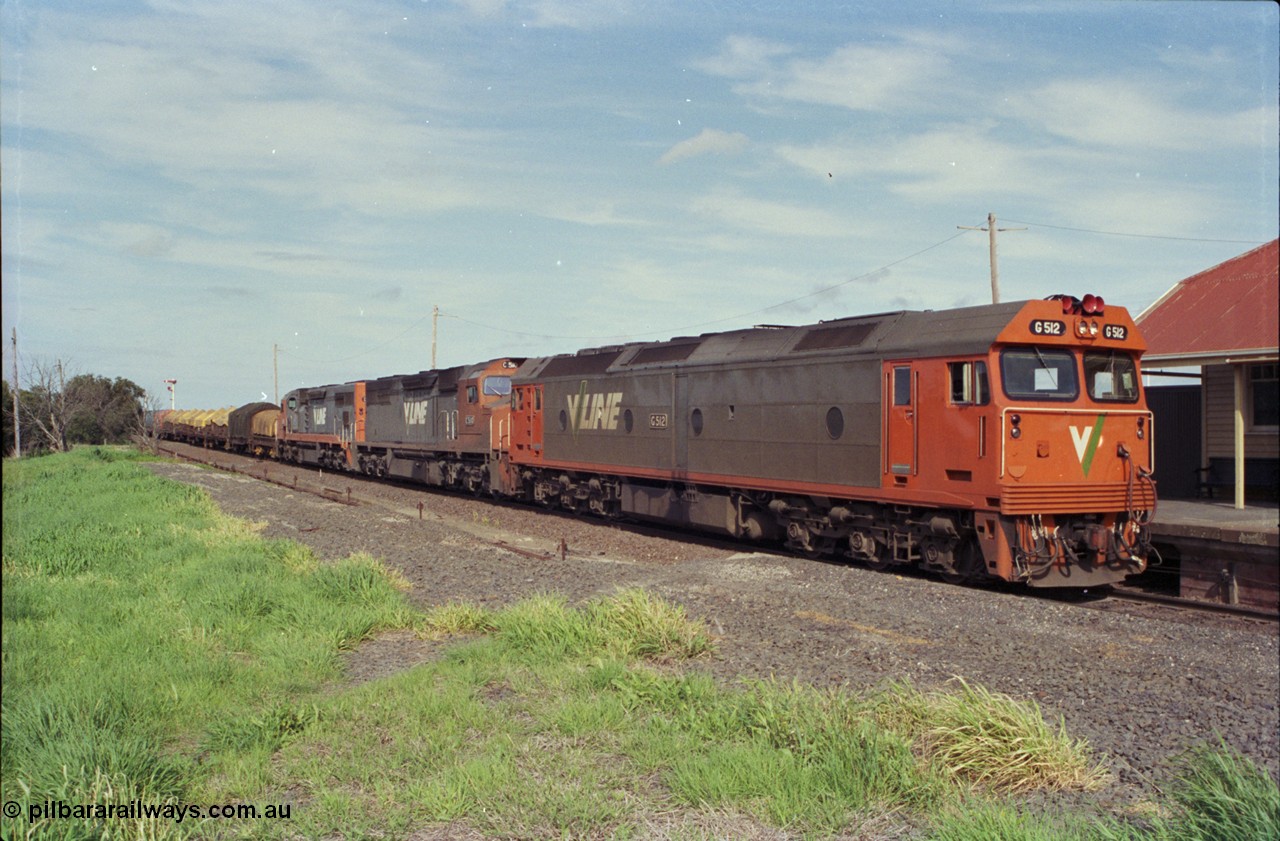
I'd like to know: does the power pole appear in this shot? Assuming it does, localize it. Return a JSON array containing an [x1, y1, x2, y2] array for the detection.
[[273, 343, 279, 404], [164, 379, 177, 410], [957, 213, 1025, 303], [11, 328, 20, 458], [431, 305, 439, 370]]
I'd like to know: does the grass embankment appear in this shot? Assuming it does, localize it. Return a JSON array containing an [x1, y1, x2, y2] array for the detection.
[[3, 448, 1277, 840], [3, 447, 414, 838]]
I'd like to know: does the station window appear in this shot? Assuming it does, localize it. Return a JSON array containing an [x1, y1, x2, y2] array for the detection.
[[1084, 351, 1139, 403], [1000, 348, 1078, 401], [1251, 363, 1278, 429], [948, 361, 990, 405]]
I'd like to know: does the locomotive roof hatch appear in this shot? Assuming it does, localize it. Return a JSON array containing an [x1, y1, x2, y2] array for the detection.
[[876, 301, 1028, 357]]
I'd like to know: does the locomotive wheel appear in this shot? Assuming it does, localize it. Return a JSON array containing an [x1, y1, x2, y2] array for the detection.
[[939, 542, 982, 585], [850, 532, 890, 570], [802, 538, 833, 559], [862, 552, 891, 571]]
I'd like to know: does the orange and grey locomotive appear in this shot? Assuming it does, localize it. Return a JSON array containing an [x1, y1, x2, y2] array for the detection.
[[506, 295, 1154, 587], [156, 294, 1156, 588]]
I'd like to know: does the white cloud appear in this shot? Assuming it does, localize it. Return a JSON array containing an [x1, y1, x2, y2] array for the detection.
[[777, 122, 1064, 201], [695, 35, 793, 79], [525, 0, 638, 29], [701, 31, 967, 112], [746, 41, 954, 112], [689, 191, 851, 239], [1010, 79, 1276, 152], [9, 5, 485, 216], [658, 129, 748, 166], [452, 0, 509, 18]]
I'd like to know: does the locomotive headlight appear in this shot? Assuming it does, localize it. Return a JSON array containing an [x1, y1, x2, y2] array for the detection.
[[1089, 321, 1099, 336], [1137, 417, 1145, 440], [1010, 414, 1022, 439]]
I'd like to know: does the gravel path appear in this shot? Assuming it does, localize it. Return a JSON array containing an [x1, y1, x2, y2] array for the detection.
[[145, 448, 1280, 807]]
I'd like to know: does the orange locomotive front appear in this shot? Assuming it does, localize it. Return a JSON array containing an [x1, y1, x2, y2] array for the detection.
[[908, 295, 1155, 586]]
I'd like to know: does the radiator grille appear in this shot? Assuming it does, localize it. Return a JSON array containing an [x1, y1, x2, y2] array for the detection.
[[1000, 482, 1156, 515]]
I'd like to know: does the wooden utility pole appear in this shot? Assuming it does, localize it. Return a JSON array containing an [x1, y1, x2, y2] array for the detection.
[[11, 328, 20, 457], [273, 343, 280, 404], [957, 213, 1025, 303]]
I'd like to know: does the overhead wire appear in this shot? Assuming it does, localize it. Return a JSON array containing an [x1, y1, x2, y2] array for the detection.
[[441, 228, 975, 343], [276, 218, 1267, 365], [276, 309, 439, 365], [1000, 219, 1267, 245], [276, 227, 978, 362]]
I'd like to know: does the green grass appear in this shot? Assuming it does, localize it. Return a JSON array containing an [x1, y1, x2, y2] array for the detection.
[[252, 600, 1120, 838], [1161, 741, 1280, 841], [924, 742, 1280, 841], [868, 678, 1109, 794], [4, 447, 1276, 840], [2, 447, 415, 839]]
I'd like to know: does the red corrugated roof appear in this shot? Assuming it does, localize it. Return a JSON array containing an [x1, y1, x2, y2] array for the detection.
[[1137, 239, 1279, 361]]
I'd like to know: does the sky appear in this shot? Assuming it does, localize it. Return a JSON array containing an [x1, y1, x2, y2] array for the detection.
[[2, 0, 1276, 409]]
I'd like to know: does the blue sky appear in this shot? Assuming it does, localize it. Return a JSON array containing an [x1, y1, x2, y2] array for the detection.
[[2, 0, 1276, 409]]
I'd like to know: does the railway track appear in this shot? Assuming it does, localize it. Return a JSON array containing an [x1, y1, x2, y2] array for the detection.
[[150, 440, 1276, 626], [1101, 584, 1277, 622]]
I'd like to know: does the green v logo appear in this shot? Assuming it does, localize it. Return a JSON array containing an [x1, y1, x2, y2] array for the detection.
[[1069, 417, 1105, 476]]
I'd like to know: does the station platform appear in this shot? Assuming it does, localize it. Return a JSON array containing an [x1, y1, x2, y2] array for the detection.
[[1144, 499, 1279, 612]]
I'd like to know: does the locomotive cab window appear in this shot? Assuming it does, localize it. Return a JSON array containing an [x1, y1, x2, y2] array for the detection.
[[466, 385, 478, 403], [948, 361, 990, 405], [1000, 348, 1078, 401], [1084, 351, 1139, 403], [483, 376, 512, 397]]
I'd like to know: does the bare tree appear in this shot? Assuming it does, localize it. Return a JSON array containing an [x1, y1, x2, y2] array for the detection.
[[23, 358, 73, 453], [131, 389, 164, 452]]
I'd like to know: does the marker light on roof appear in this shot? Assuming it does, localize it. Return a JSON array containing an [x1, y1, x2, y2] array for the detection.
[[1081, 294, 1105, 315]]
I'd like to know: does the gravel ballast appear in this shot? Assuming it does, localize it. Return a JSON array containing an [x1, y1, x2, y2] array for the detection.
[[145, 449, 1280, 806]]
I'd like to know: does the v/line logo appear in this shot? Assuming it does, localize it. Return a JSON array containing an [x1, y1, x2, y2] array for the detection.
[[567, 381, 623, 437], [403, 399, 430, 426]]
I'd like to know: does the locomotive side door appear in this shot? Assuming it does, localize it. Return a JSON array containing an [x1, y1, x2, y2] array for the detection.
[[511, 384, 544, 462], [884, 362, 916, 480], [458, 379, 482, 445]]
